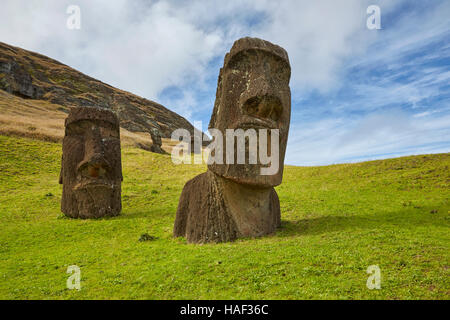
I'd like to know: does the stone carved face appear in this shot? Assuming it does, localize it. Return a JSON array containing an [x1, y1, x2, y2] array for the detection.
[[208, 37, 291, 187], [60, 107, 122, 218]]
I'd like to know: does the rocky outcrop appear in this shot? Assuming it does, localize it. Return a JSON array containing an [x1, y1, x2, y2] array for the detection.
[[0, 42, 202, 149], [0, 59, 44, 99]]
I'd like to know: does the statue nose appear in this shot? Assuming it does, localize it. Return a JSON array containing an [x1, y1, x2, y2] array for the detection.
[[242, 95, 282, 121], [77, 125, 110, 177], [89, 125, 104, 154], [77, 152, 110, 178], [241, 72, 283, 122]]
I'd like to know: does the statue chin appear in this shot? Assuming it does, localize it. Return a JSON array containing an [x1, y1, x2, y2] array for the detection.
[[73, 184, 118, 218], [208, 163, 282, 188]]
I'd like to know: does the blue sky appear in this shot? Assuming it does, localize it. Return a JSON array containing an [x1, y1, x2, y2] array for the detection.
[[1, 0, 449, 165]]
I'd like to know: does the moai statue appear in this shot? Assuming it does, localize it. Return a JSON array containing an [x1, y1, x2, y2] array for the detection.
[[60, 106, 123, 218], [173, 37, 291, 243], [149, 127, 165, 154]]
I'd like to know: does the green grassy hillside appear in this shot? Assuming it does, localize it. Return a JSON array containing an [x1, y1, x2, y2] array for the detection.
[[0, 135, 448, 299]]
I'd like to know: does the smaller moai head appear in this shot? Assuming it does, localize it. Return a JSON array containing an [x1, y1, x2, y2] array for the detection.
[[60, 106, 122, 218], [208, 37, 291, 187]]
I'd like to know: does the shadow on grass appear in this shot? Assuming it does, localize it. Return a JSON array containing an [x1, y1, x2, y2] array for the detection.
[[276, 205, 447, 238]]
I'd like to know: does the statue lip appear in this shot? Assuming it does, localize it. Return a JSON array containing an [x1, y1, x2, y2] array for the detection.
[[235, 118, 277, 130], [77, 157, 111, 173], [73, 179, 114, 190]]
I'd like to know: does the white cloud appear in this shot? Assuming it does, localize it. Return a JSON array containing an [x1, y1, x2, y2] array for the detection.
[[287, 110, 450, 165], [252, 0, 371, 92], [0, 0, 222, 101], [0, 0, 383, 109]]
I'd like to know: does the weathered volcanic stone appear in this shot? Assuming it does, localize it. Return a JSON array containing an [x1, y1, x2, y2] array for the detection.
[[149, 127, 165, 154], [174, 37, 291, 243], [60, 106, 123, 218]]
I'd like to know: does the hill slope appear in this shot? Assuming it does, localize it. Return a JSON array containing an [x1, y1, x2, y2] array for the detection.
[[0, 135, 448, 299], [0, 42, 198, 150]]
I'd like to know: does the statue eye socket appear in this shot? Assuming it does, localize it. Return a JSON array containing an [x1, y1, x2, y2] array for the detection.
[[227, 51, 252, 72], [66, 125, 84, 137]]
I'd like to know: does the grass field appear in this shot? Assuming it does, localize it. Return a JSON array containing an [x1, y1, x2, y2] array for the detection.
[[0, 135, 448, 299]]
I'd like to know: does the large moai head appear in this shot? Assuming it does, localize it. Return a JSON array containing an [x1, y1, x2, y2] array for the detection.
[[60, 106, 122, 218], [208, 37, 291, 187]]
